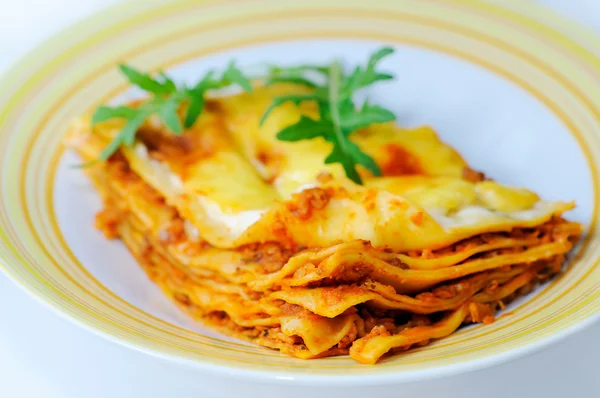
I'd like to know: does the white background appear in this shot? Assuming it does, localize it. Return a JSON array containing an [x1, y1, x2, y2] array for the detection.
[[1, 1, 600, 397]]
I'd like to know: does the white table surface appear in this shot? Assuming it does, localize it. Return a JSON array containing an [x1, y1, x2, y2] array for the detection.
[[1, 1, 600, 397]]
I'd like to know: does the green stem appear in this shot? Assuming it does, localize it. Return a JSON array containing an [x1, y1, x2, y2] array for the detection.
[[328, 61, 347, 155]]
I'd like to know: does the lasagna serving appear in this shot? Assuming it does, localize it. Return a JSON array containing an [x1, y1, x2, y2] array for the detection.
[[68, 82, 582, 364]]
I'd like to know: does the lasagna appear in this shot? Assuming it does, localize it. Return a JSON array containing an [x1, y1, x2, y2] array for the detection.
[[67, 83, 583, 364]]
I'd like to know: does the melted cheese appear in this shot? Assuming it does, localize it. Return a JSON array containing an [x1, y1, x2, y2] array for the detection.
[[119, 114, 278, 246], [71, 84, 575, 250], [218, 84, 469, 198], [476, 180, 540, 212]]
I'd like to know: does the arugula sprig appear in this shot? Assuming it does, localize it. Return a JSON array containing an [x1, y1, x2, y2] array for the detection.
[[90, 62, 252, 162], [260, 47, 396, 184]]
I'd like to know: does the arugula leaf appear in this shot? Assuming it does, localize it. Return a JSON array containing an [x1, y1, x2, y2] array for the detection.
[[368, 47, 395, 69], [343, 47, 395, 96], [191, 70, 216, 91], [276, 116, 333, 141], [183, 93, 205, 129], [340, 102, 396, 132], [260, 94, 322, 125], [326, 61, 367, 184], [158, 72, 177, 92], [118, 64, 175, 95], [89, 63, 253, 163], [91, 105, 137, 125], [346, 140, 381, 176], [122, 111, 151, 146], [324, 145, 361, 186], [261, 47, 396, 184], [97, 134, 127, 163], [265, 63, 330, 89], [156, 97, 183, 135], [265, 75, 319, 88], [268, 64, 330, 76], [323, 138, 381, 182], [222, 61, 253, 92]]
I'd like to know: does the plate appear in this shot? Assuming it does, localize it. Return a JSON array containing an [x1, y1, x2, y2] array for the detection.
[[1, 0, 600, 387]]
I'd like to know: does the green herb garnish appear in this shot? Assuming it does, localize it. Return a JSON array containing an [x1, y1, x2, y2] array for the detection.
[[260, 47, 396, 184], [90, 62, 252, 162], [90, 48, 396, 185]]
